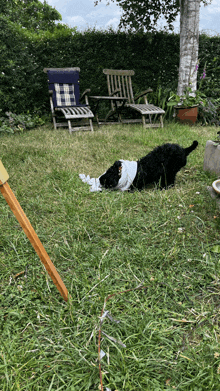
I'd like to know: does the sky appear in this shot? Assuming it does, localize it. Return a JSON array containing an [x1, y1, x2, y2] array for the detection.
[[41, 0, 220, 36]]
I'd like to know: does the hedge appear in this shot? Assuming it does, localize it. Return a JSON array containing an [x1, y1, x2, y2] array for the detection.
[[1, 18, 220, 116]]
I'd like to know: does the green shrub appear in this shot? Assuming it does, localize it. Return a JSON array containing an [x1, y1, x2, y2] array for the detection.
[[0, 111, 45, 134], [1, 20, 220, 121]]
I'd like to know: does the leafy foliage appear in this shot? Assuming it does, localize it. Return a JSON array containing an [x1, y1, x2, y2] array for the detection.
[[0, 11, 220, 123], [167, 87, 207, 108], [2, 0, 62, 32], [197, 37, 220, 99], [0, 12, 74, 114], [198, 98, 220, 125], [0, 27, 180, 115], [113, 0, 179, 32], [0, 111, 45, 133], [95, 0, 212, 32]]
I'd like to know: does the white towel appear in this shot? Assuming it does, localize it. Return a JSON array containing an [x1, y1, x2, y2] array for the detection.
[[79, 174, 102, 192], [79, 160, 137, 192]]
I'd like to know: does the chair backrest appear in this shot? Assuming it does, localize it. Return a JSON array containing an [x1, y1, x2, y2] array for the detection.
[[103, 69, 135, 105], [44, 68, 84, 108]]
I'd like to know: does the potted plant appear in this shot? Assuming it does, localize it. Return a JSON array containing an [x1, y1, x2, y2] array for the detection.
[[167, 86, 206, 124]]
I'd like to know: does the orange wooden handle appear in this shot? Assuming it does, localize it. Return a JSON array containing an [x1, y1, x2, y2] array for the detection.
[[0, 180, 68, 301]]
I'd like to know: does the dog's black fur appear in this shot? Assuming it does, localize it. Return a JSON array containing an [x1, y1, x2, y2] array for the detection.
[[99, 140, 198, 190]]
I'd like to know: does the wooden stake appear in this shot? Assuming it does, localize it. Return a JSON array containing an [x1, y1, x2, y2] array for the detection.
[[0, 160, 68, 302]]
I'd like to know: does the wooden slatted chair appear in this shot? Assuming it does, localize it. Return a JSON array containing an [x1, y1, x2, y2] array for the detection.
[[44, 68, 94, 132], [103, 69, 165, 128]]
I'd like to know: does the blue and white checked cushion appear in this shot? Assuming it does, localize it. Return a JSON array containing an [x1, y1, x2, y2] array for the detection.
[[54, 83, 76, 106]]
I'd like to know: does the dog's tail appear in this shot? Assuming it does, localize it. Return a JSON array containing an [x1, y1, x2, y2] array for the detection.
[[184, 140, 198, 156]]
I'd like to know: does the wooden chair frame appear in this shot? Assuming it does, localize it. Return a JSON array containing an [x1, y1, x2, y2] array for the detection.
[[103, 69, 165, 128]]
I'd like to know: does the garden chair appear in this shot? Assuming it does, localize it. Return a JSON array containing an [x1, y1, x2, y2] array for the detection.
[[44, 68, 94, 132], [103, 69, 165, 128]]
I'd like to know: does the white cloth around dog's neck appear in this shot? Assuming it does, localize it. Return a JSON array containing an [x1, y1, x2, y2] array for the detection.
[[115, 160, 137, 191], [79, 160, 137, 192]]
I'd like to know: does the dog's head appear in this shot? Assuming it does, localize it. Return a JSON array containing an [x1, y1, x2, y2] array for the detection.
[[99, 160, 122, 189]]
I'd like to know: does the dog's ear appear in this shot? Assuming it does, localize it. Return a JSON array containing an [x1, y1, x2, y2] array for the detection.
[[113, 160, 122, 169], [99, 160, 122, 189]]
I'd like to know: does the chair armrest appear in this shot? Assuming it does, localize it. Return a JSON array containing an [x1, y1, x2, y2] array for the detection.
[[134, 89, 153, 101], [109, 88, 121, 97], [81, 89, 91, 102]]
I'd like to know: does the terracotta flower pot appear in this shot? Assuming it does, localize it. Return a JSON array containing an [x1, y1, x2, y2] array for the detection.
[[175, 105, 198, 125]]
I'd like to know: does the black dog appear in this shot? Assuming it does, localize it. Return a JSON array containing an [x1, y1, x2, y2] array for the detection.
[[99, 140, 198, 190]]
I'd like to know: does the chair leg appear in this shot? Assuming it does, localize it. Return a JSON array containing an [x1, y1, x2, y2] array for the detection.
[[50, 97, 57, 130], [95, 113, 100, 127], [160, 115, 163, 128], [68, 120, 72, 133], [142, 115, 146, 128], [52, 116, 57, 130], [89, 118, 94, 132]]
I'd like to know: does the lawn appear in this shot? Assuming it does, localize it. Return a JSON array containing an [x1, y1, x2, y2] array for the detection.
[[0, 122, 220, 390]]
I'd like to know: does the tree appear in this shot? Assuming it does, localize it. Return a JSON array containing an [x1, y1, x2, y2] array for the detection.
[[0, 0, 73, 114], [95, 0, 211, 95], [177, 0, 200, 96], [2, 0, 62, 32]]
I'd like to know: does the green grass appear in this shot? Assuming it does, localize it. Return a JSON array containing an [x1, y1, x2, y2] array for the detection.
[[0, 122, 220, 390]]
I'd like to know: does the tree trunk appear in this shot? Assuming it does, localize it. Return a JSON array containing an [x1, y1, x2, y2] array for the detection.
[[177, 0, 200, 96]]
